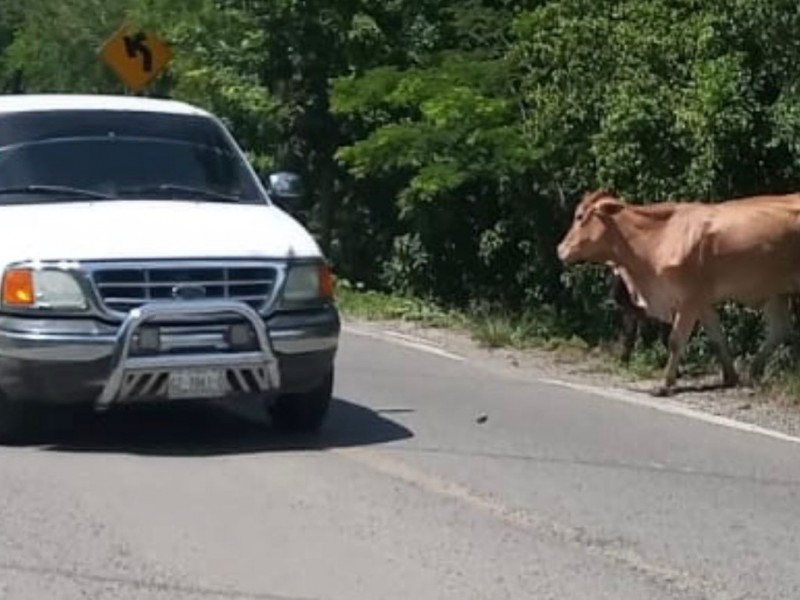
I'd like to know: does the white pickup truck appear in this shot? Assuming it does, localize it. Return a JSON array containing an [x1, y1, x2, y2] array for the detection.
[[0, 94, 340, 442]]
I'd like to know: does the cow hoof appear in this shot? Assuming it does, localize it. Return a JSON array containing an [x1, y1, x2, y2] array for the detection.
[[651, 386, 674, 398], [749, 358, 767, 382], [722, 373, 740, 388]]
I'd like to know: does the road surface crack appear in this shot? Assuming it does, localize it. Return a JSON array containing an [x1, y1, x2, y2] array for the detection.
[[0, 560, 320, 600], [335, 447, 738, 600]]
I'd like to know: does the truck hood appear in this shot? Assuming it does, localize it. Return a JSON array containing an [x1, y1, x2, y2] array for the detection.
[[0, 200, 322, 265]]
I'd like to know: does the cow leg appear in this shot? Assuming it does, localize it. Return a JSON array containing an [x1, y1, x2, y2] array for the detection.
[[612, 273, 639, 364], [619, 310, 638, 364], [658, 322, 671, 352], [658, 322, 674, 373], [750, 295, 792, 381], [700, 308, 738, 387], [654, 307, 698, 397]]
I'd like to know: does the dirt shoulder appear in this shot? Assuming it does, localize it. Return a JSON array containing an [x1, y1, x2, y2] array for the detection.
[[342, 315, 800, 439]]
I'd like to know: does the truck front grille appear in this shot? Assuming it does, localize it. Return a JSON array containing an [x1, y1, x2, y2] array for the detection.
[[91, 263, 279, 315]]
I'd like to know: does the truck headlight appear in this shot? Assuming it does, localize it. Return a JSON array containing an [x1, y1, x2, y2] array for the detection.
[[2, 268, 88, 311], [280, 262, 334, 308]]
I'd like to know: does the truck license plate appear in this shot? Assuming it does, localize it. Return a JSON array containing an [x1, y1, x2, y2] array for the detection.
[[167, 369, 228, 399]]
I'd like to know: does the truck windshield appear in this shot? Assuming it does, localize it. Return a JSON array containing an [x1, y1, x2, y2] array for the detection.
[[0, 110, 267, 205]]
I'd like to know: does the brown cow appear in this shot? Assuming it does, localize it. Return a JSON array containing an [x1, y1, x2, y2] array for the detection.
[[557, 190, 800, 395]]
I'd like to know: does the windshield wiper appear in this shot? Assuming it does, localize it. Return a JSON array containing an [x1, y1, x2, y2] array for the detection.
[[0, 185, 111, 199], [120, 184, 245, 203]]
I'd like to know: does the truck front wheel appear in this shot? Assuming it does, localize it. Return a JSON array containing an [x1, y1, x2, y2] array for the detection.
[[267, 370, 333, 434], [0, 394, 46, 445]]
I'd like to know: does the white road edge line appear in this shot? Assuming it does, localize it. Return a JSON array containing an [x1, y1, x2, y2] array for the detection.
[[342, 324, 465, 362], [539, 377, 800, 446]]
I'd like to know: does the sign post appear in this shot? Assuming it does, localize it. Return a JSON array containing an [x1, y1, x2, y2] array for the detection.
[[99, 24, 172, 93]]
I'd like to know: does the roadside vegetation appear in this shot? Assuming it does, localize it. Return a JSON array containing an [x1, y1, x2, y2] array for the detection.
[[4, 0, 800, 397], [336, 277, 649, 370]]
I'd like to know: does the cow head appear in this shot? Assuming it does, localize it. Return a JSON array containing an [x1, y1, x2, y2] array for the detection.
[[557, 190, 625, 264]]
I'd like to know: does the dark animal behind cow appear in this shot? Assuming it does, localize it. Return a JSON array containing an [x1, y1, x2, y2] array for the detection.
[[607, 270, 671, 364]]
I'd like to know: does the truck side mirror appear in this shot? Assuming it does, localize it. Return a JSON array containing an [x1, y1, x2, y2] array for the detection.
[[263, 171, 305, 207]]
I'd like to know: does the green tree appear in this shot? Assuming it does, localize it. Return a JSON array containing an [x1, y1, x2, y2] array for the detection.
[[332, 1, 551, 308]]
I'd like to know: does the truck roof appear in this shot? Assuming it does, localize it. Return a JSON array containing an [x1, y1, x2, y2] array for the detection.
[[0, 93, 212, 118]]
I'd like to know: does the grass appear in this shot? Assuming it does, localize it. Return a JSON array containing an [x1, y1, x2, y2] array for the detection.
[[335, 280, 464, 328], [336, 279, 573, 351], [335, 279, 599, 360]]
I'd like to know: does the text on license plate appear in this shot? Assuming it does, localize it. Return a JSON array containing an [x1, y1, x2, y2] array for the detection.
[[167, 368, 228, 399]]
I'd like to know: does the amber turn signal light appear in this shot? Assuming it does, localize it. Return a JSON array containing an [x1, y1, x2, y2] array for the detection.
[[2, 269, 35, 306]]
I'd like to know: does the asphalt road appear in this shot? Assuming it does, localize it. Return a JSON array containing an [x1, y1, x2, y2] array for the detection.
[[1, 326, 800, 599]]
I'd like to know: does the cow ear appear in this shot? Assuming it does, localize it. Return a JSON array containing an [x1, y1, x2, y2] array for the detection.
[[593, 198, 624, 218]]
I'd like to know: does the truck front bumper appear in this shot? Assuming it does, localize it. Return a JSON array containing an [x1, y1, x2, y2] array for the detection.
[[0, 301, 340, 408]]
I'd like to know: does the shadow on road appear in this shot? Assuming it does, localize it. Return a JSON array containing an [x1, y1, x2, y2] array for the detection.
[[40, 397, 414, 457]]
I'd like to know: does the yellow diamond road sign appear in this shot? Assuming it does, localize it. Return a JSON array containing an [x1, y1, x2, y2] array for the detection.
[[99, 25, 172, 92]]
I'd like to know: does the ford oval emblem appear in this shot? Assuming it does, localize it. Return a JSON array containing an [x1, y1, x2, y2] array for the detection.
[[172, 284, 207, 301]]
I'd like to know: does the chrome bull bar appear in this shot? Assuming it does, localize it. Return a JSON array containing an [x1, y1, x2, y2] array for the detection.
[[95, 300, 281, 410]]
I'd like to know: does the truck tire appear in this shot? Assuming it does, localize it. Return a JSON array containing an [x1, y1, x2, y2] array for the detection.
[[268, 370, 333, 434], [0, 394, 44, 445]]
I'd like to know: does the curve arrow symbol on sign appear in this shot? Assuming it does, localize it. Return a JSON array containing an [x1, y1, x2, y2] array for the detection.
[[123, 32, 153, 73]]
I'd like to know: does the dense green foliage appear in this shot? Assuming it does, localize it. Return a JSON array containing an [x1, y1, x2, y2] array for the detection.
[[4, 0, 800, 368]]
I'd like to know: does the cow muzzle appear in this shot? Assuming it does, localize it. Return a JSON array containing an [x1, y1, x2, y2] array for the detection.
[[557, 240, 574, 263]]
